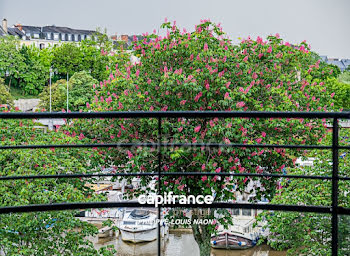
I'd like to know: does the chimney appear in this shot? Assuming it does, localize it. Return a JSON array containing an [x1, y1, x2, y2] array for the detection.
[[15, 23, 22, 31], [121, 34, 128, 42], [2, 18, 7, 34]]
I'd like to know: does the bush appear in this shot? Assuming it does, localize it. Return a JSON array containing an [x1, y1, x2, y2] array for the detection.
[[0, 78, 14, 107], [39, 71, 97, 111]]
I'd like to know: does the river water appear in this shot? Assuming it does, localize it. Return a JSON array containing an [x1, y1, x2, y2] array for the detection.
[[92, 230, 286, 256]]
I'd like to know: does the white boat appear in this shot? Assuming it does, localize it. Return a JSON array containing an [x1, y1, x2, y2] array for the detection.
[[211, 208, 265, 249], [119, 209, 167, 243]]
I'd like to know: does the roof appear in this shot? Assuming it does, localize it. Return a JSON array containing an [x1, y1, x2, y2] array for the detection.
[[327, 59, 347, 71], [0, 26, 5, 36], [42, 25, 96, 35], [20, 25, 42, 33], [7, 27, 25, 37]]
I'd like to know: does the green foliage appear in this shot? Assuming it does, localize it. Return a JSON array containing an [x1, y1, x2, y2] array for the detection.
[[52, 43, 83, 77], [0, 36, 25, 88], [67, 20, 338, 255], [325, 77, 350, 110], [68, 71, 98, 111], [39, 79, 67, 111], [0, 118, 114, 255], [260, 129, 350, 255], [39, 71, 97, 111], [0, 78, 14, 107], [338, 71, 350, 84], [17, 45, 52, 95]]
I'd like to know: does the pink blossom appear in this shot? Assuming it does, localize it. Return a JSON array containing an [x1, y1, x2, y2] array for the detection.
[[194, 125, 201, 133], [177, 184, 185, 191], [201, 176, 207, 182], [178, 127, 183, 132], [180, 100, 187, 105], [78, 133, 85, 140], [262, 132, 266, 137], [86, 102, 90, 109], [127, 150, 133, 159], [331, 92, 335, 98], [267, 46, 272, 53], [224, 92, 231, 100], [243, 56, 248, 62], [201, 164, 206, 170], [203, 43, 208, 51], [236, 101, 245, 108], [215, 167, 221, 173], [256, 138, 262, 143], [164, 181, 169, 186]]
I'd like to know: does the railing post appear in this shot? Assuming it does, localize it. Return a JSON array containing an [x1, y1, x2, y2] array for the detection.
[[332, 118, 339, 255], [157, 117, 162, 256]]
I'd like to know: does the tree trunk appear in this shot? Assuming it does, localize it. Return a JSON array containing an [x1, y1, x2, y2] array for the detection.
[[8, 76, 12, 90], [191, 210, 212, 256]]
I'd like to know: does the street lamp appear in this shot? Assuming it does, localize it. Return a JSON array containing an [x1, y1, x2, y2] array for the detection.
[[49, 67, 52, 112], [48, 67, 53, 130], [67, 73, 69, 112]]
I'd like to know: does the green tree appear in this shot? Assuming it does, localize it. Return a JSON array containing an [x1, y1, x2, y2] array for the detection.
[[325, 77, 350, 110], [0, 78, 14, 107], [67, 20, 338, 255], [0, 36, 25, 89], [52, 43, 83, 78], [39, 71, 97, 111], [16, 45, 52, 95], [38, 79, 67, 111], [338, 71, 350, 84], [68, 71, 98, 111], [260, 129, 350, 255], [0, 118, 115, 255]]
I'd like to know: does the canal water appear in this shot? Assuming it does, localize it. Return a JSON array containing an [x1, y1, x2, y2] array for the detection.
[[92, 230, 286, 256]]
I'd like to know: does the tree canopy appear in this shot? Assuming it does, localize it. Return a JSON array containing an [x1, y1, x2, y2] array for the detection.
[[66, 20, 339, 255]]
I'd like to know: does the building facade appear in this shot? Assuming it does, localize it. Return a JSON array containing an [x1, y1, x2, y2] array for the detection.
[[0, 18, 96, 48]]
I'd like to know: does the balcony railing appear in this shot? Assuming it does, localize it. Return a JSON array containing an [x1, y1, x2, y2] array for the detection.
[[0, 111, 350, 255]]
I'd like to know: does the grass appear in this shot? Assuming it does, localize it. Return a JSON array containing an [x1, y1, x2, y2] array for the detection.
[[10, 86, 39, 100]]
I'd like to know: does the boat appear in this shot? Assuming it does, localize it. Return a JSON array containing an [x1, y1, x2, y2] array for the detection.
[[119, 209, 167, 243], [211, 208, 264, 249]]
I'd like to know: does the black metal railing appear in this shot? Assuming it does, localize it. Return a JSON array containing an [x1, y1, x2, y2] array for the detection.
[[1, 111, 350, 256]]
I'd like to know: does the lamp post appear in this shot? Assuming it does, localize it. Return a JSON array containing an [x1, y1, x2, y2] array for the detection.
[[48, 67, 53, 130], [66, 73, 69, 112], [49, 67, 52, 112]]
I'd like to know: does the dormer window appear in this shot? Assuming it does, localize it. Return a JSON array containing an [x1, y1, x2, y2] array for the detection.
[[34, 33, 39, 39], [47, 33, 51, 39], [68, 34, 72, 41]]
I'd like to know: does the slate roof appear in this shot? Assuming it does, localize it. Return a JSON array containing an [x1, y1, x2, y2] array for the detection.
[[7, 27, 25, 37], [42, 25, 96, 35], [320, 56, 350, 72]]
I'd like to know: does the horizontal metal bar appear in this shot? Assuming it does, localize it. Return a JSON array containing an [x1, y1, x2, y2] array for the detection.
[[0, 142, 333, 150], [0, 111, 349, 119], [0, 201, 344, 215], [2, 172, 349, 181]]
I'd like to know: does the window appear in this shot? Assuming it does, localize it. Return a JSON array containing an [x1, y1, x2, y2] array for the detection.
[[46, 33, 51, 39], [68, 34, 72, 41], [53, 33, 59, 40], [242, 209, 251, 216], [232, 209, 240, 215], [34, 33, 39, 39]]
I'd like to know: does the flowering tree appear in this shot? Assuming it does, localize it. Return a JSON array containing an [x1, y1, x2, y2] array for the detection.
[[260, 129, 350, 255], [0, 118, 115, 255], [68, 20, 338, 255]]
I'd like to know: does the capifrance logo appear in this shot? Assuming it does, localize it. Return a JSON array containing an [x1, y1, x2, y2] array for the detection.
[[138, 192, 214, 207]]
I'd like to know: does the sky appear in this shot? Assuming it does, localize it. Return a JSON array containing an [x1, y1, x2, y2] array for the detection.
[[1, 0, 349, 58]]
